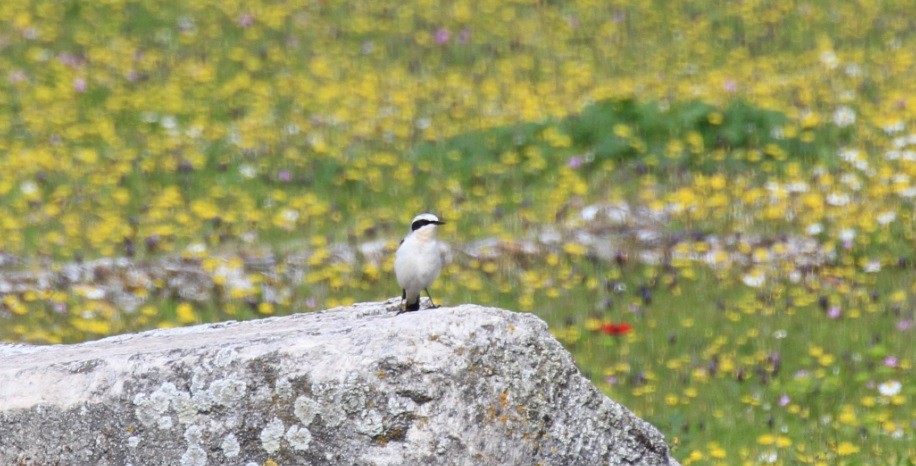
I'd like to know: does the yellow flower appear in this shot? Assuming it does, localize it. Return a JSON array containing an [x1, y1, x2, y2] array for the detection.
[[835, 442, 860, 456], [176, 302, 196, 324], [258, 302, 275, 315]]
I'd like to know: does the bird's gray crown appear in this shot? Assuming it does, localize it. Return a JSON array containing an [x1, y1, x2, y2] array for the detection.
[[410, 213, 445, 231]]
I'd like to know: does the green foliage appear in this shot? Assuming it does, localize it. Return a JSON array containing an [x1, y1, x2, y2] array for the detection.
[[415, 98, 846, 178]]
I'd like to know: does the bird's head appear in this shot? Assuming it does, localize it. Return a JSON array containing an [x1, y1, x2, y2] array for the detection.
[[409, 213, 445, 235]]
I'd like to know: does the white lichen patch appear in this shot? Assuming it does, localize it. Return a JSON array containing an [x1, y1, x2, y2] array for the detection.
[[190, 368, 209, 394], [275, 377, 293, 399], [355, 409, 384, 436], [127, 436, 140, 448], [184, 425, 202, 444], [208, 376, 247, 407], [341, 388, 367, 414], [387, 395, 419, 416], [173, 392, 197, 424], [134, 382, 180, 427], [321, 400, 347, 427], [133, 382, 190, 430], [157, 415, 173, 430], [285, 424, 313, 451], [221, 433, 240, 458], [293, 396, 320, 425], [260, 417, 285, 454], [180, 444, 207, 466], [213, 347, 239, 368]]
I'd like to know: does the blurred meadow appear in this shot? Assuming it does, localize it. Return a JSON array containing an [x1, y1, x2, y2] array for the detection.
[[1, 0, 914, 463]]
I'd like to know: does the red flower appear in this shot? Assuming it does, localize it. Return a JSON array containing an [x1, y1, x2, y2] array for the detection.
[[599, 322, 633, 336]]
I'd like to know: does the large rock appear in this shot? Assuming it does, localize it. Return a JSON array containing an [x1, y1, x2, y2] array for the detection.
[[0, 301, 679, 465]]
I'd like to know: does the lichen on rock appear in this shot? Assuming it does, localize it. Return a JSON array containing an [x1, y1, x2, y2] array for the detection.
[[0, 301, 679, 465]]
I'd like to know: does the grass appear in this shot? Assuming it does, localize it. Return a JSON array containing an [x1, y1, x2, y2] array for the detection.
[[1, 0, 914, 464]]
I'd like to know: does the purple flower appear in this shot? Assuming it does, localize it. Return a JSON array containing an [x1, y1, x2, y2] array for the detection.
[[277, 170, 292, 182], [457, 28, 472, 44], [567, 156, 583, 169], [827, 306, 841, 319], [237, 13, 255, 28], [435, 28, 451, 45], [724, 79, 738, 93], [883, 356, 899, 368], [73, 77, 88, 93], [778, 394, 791, 407], [604, 375, 618, 385], [58, 52, 83, 68], [897, 319, 912, 331], [8, 70, 26, 84]]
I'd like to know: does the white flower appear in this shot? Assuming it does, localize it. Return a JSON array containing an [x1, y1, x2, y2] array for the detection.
[[742, 270, 766, 288], [878, 380, 902, 397], [239, 164, 257, 179], [160, 115, 178, 130], [882, 121, 904, 135], [840, 173, 861, 191], [826, 192, 850, 206], [839, 229, 857, 242], [877, 211, 896, 225], [786, 181, 810, 193], [838, 147, 860, 162], [20, 180, 38, 196], [758, 451, 778, 464], [415, 117, 431, 130], [833, 106, 856, 128], [820, 50, 839, 69], [863, 260, 881, 273], [844, 63, 862, 77], [281, 208, 300, 223], [185, 242, 207, 254], [805, 223, 824, 235]]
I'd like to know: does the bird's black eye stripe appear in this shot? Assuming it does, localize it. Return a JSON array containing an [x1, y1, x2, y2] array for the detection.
[[410, 218, 443, 231], [411, 219, 432, 231]]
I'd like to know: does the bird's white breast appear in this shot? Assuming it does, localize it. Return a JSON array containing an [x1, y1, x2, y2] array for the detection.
[[394, 232, 443, 294]]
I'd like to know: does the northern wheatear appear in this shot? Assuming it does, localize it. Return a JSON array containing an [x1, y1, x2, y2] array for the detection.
[[394, 213, 445, 314]]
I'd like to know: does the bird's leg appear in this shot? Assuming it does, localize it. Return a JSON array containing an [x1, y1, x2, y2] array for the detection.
[[425, 288, 440, 309], [396, 290, 422, 315], [396, 289, 408, 315]]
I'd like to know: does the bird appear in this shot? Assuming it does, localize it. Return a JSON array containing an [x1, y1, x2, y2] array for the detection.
[[394, 213, 446, 314]]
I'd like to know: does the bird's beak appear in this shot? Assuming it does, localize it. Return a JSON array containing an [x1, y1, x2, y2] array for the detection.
[[434, 220, 446, 225]]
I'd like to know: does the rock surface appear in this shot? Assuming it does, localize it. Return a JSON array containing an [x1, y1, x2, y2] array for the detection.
[[0, 301, 679, 465]]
